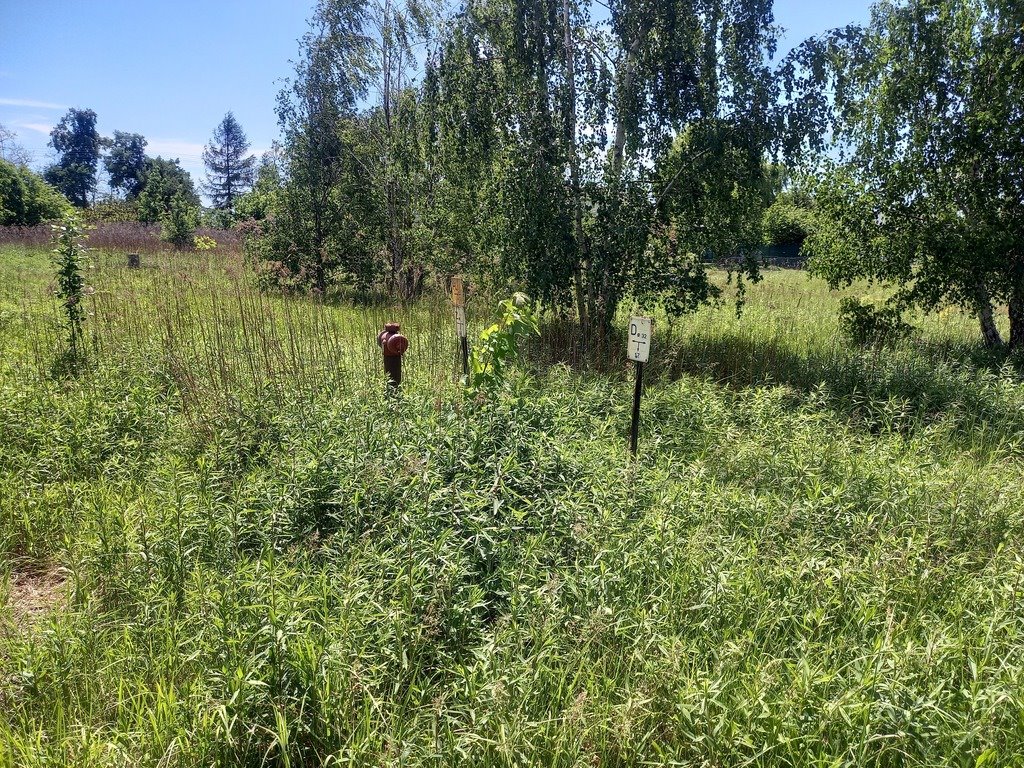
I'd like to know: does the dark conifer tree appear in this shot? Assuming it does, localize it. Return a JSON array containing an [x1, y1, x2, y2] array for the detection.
[[202, 112, 256, 212]]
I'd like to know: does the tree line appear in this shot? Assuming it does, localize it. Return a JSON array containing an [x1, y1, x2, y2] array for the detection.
[[243, 0, 1022, 348], [249, 0, 781, 330], [2, 0, 1021, 349], [1, 110, 257, 246]]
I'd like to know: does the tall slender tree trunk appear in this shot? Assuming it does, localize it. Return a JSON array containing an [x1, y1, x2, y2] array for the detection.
[[562, 0, 587, 329], [592, 34, 643, 331], [1009, 292, 1024, 351], [1006, 261, 1024, 350], [975, 285, 1002, 348], [609, 36, 641, 182]]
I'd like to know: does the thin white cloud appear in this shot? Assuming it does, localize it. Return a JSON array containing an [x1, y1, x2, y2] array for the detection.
[[17, 122, 53, 135], [0, 97, 65, 109]]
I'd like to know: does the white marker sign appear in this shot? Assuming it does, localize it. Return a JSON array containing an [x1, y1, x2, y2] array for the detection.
[[455, 305, 467, 339], [628, 316, 652, 363]]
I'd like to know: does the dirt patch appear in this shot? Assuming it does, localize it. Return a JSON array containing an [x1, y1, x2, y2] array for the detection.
[[3, 566, 68, 634]]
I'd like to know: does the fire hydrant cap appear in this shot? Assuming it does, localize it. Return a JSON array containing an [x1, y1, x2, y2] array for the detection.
[[378, 322, 408, 356], [385, 334, 409, 355]]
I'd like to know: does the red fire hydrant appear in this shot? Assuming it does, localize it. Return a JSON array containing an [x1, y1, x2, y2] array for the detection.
[[377, 322, 409, 388]]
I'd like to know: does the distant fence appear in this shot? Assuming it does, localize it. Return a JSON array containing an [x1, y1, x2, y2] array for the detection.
[[702, 245, 806, 270], [0, 222, 242, 253], [759, 245, 805, 269]]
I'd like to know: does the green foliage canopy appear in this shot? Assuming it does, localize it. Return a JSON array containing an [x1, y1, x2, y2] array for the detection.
[[426, 0, 779, 325], [234, 154, 281, 222], [137, 157, 201, 225], [785, 0, 1024, 348], [44, 108, 102, 208], [251, 0, 779, 312], [761, 195, 816, 248], [103, 131, 149, 199], [259, 0, 379, 292], [252, 0, 441, 296], [0, 158, 71, 226]]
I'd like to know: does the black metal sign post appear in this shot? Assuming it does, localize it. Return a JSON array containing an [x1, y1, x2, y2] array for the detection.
[[627, 316, 652, 456], [630, 360, 644, 455], [452, 277, 469, 377], [459, 320, 469, 377]]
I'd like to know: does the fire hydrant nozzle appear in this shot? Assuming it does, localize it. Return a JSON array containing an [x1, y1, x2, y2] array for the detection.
[[378, 322, 408, 387]]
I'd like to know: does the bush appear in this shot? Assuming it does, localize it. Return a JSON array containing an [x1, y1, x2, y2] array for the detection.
[[838, 297, 915, 346], [160, 193, 199, 249], [762, 199, 816, 248], [80, 197, 139, 223], [467, 293, 541, 397], [0, 158, 71, 226], [202, 208, 234, 230], [138, 157, 200, 224], [50, 213, 89, 361], [193, 234, 217, 251]]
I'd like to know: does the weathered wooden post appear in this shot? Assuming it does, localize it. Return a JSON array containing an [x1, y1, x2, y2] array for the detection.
[[627, 316, 652, 456]]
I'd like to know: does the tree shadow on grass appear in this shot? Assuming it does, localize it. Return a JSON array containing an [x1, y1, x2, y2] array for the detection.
[[657, 330, 1024, 448], [527, 314, 1023, 450], [530, 316, 628, 375]]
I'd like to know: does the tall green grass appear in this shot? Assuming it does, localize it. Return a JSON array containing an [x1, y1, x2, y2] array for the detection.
[[1, 245, 1022, 766]]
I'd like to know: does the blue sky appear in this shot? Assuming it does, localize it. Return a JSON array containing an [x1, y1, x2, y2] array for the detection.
[[1, 0, 874, 193]]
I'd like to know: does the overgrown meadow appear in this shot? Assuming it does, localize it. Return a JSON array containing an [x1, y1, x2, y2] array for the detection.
[[1, 241, 1023, 766]]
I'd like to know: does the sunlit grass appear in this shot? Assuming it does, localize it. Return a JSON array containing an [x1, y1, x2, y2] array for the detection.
[[1, 244, 1022, 766]]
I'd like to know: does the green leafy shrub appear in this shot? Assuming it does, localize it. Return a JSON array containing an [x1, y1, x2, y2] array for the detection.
[[202, 208, 235, 230], [50, 213, 89, 360], [160, 193, 199, 249], [233, 155, 280, 223], [467, 293, 540, 397], [762, 199, 816, 247], [137, 157, 200, 224], [80, 197, 139, 223], [193, 234, 218, 251], [839, 296, 915, 346], [0, 158, 71, 226]]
